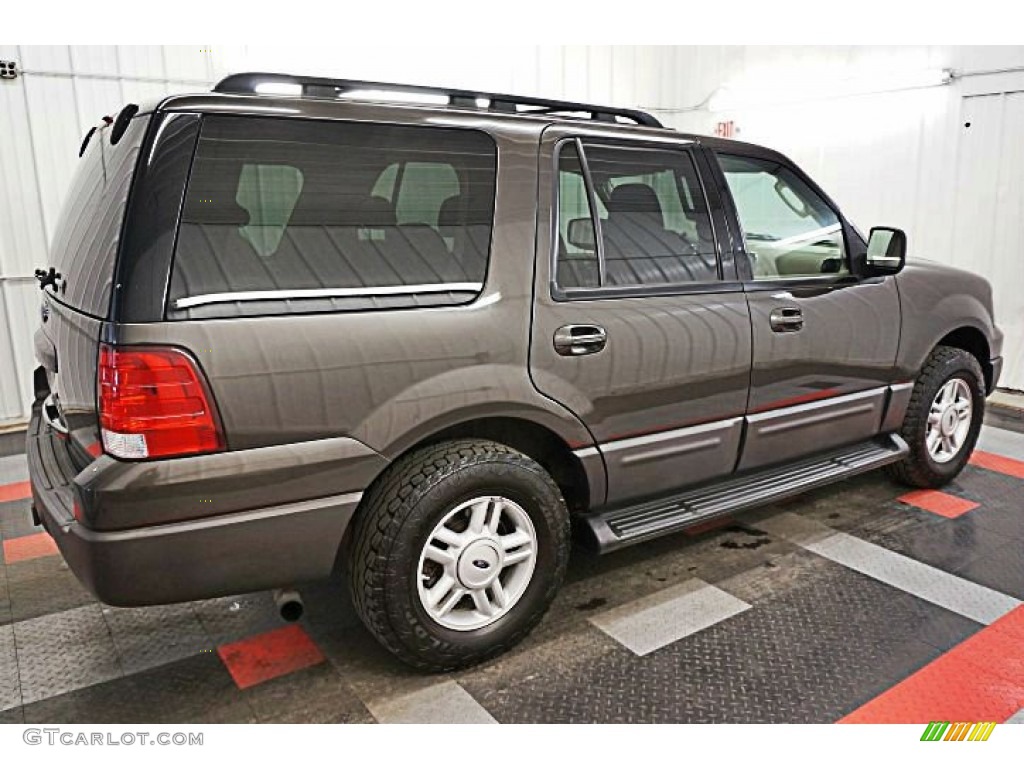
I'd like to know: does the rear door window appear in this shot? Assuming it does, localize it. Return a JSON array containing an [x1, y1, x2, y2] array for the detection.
[[169, 116, 497, 317], [48, 115, 149, 317], [554, 140, 720, 292]]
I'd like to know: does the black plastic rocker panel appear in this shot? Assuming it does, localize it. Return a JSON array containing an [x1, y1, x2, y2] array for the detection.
[[585, 434, 910, 553]]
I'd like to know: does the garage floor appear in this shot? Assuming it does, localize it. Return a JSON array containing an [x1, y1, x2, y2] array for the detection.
[[2, 418, 1023, 724]]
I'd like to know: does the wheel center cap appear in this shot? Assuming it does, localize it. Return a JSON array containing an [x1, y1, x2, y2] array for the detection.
[[457, 540, 502, 589], [941, 407, 958, 436]]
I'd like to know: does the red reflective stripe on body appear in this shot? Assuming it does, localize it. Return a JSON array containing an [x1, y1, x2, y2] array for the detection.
[[750, 388, 842, 414]]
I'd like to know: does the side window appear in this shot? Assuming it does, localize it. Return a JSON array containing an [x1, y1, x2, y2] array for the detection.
[[718, 154, 847, 280], [170, 116, 497, 316], [554, 141, 719, 291]]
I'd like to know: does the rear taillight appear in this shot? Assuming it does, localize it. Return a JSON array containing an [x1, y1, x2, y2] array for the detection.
[[98, 344, 224, 460]]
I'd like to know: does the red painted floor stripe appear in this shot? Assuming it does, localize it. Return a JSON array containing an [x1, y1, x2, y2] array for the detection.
[[898, 489, 979, 519], [217, 624, 325, 689], [970, 450, 1024, 480], [2, 531, 59, 564], [0, 480, 31, 504], [839, 605, 1024, 724]]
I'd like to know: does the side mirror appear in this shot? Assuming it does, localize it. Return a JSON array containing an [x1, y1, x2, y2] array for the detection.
[[566, 217, 596, 250], [864, 226, 906, 276]]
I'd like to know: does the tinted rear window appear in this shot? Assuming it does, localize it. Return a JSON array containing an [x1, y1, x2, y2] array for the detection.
[[168, 116, 497, 318], [48, 116, 149, 317]]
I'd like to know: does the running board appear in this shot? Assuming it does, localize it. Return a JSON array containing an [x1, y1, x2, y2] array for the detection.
[[585, 434, 909, 553]]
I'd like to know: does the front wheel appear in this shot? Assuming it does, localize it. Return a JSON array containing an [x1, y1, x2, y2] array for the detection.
[[886, 345, 985, 488], [349, 439, 570, 671]]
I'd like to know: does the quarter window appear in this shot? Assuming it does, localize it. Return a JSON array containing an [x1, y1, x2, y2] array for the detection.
[[555, 141, 719, 291], [170, 116, 497, 317], [718, 154, 847, 280]]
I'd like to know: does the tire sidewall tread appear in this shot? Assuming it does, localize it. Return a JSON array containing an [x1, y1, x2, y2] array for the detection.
[[887, 345, 985, 488]]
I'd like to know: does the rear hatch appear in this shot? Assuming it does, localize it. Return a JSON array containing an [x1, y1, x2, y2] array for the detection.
[[34, 111, 150, 465]]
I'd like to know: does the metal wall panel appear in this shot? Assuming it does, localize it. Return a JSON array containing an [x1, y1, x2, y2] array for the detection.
[[952, 93, 1024, 389]]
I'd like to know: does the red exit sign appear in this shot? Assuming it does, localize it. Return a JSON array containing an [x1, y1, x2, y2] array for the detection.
[[714, 120, 737, 138]]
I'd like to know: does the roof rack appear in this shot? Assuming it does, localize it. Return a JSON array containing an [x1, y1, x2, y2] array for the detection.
[[213, 72, 664, 128]]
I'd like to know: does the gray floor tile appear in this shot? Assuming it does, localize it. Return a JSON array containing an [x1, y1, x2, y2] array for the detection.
[[5, 556, 94, 623], [806, 530, 1021, 625], [977, 425, 1024, 462], [589, 579, 750, 656], [102, 604, 213, 676], [367, 679, 496, 724], [243, 662, 374, 723], [193, 593, 283, 647], [23, 653, 254, 724], [0, 499, 40, 542], [0, 623, 21, 712], [0, 455, 28, 486], [13, 604, 123, 704]]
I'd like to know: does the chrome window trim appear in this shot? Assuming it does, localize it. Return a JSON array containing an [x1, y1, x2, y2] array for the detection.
[[174, 282, 484, 309]]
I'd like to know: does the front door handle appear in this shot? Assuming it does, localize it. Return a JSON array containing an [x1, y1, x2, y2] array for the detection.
[[769, 306, 804, 333], [553, 324, 607, 356]]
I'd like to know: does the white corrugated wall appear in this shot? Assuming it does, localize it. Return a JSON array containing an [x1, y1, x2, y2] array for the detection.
[[1, 45, 1022, 426]]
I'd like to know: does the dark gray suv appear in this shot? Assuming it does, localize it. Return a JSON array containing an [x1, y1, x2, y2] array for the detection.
[[28, 73, 1003, 671]]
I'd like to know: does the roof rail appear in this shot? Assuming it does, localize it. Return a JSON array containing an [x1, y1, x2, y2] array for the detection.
[[213, 72, 664, 128]]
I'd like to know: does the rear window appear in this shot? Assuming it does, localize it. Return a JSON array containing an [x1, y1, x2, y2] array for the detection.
[[169, 116, 497, 318], [48, 115, 149, 317]]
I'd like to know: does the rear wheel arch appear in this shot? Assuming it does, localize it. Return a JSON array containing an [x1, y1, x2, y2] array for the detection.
[[399, 416, 591, 515], [339, 415, 593, 566]]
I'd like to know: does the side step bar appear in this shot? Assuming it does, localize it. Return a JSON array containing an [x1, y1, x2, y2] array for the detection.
[[584, 434, 909, 553]]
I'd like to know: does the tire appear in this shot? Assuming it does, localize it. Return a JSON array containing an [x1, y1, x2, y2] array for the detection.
[[886, 345, 985, 488], [349, 439, 570, 672]]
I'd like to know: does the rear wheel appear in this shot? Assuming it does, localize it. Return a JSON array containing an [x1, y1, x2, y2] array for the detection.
[[886, 345, 985, 488], [349, 439, 570, 671]]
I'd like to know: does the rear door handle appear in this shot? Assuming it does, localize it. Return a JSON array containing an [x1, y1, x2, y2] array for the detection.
[[769, 306, 804, 333], [553, 324, 607, 356]]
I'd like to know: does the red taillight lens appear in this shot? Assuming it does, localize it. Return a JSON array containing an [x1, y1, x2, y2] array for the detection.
[[98, 344, 224, 460]]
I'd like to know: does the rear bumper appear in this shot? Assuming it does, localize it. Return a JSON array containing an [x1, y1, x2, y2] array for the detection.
[[27, 403, 374, 606]]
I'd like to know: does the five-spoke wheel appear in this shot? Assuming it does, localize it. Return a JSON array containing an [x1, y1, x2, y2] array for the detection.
[[417, 496, 537, 630]]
